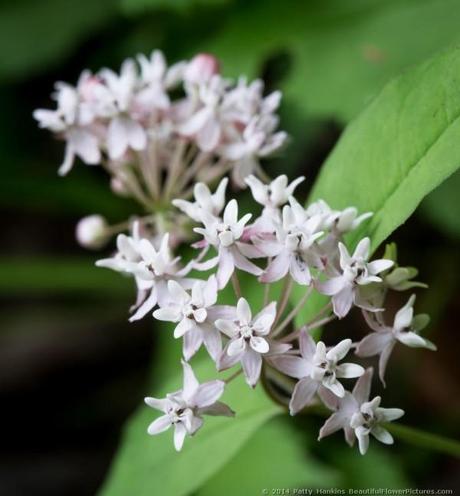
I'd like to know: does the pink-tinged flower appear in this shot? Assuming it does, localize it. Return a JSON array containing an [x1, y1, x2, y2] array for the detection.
[[145, 360, 234, 451], [245, 175, 305, 210], [193, 199, 263, 288], [135, 50, 185, 114], [356, 295, 435, 384], [99, 59, 148, 159], [317, 238, 394, 318], [173, 177, 228, 222], [216, 298, 290, 387], [318, 367, 404, 454], [318, 366, 405, 454], [220, 115, 288, 186], [257, 200, 324, 285], [153, 276, 235, 361], [33, 80, 101, 175], [328, 207, 373, 235], [270, 332, 364, 415], [97, 229, 194, 321], [184, 53, 220, 85], [178, 75, 229, 152]]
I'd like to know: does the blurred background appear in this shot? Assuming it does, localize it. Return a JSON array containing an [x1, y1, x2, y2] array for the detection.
[[1, 0, 460, 494]]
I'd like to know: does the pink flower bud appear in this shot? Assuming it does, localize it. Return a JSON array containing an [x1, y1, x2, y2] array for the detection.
[[184, 53, 220, 84], [76, 215, 109, 249]]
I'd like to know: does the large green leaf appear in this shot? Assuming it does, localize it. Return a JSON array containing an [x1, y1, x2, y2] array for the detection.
[[197, 417, 341, 495], [98, 357, 282, 496], [203, 0, 460, 123], [309, 45, 460, 251]]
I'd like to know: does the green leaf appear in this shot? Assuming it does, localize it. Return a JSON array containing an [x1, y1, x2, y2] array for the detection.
[[197, 416, 341, 495], [309, 45, 460, 252], [0, 257, 130, 296], [204, 0, 460, 123], [0, 0, 119, 83], [121, 0, 232, 15], [98, 358, 281, 496]]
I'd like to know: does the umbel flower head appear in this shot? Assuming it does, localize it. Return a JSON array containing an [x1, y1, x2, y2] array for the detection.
[[35, 49, 436, 456], [90, 171, 435, 453]]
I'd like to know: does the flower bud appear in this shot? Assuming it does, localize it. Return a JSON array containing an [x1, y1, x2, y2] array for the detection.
[[184, 53, 219, 84], [76, 215, 109, 249], [110, 177, 130, 197]]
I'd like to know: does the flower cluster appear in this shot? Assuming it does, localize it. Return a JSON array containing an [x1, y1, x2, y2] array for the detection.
[[34, 51, 287, 249], [97, 173, 436, 453]]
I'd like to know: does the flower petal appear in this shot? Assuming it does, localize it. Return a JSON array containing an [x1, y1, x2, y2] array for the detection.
[[289, 378, 319, 415], [183, 326, 203, 361], [228, 337, 246, 356], [269, 355, 310, 379], [182, 360, 199, 400], [215, 319, 238, 338], [153, 306, 181, 322], [260, 252, 290, 283], [237, 297, 252, 325], [356, 332, 393, 357], [332, 287, 354, 318], [326, 338, 352, 361], [250, 336, 269, 353], [192, 380, 225, 408], [370, 425, 394, 445], [173, 423, 187, 451], [241, 350, 262, 387], [147, 415, 172, 435], [336, 363, 365, 379]]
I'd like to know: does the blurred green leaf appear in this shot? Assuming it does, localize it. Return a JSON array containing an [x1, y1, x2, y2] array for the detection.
[[0, 0, 120, 82], [205, 0, 460, 123], [420, 169, 460, 240], [0, 257, 131, 296], [98, 358, 282, 496], [1, 167, 137, 219], [121, 0, 232, 15], [197, 416, 341, 495], [309, 45, 460, 252], [329, 442, 409, 488]]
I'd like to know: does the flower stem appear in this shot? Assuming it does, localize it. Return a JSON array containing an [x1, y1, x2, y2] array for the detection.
[[384, 423, 460, 458], [274, 277, 293, 327], [272, 285, 313, 337], [224, 369, 243, 384], [231, 272, 242, 299]]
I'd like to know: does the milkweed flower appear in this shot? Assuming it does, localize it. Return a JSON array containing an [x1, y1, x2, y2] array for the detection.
[[356, 294, 436, 383], [145, 361, 233, 451]]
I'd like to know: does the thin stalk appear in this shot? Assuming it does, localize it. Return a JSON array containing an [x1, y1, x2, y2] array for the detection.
[[263, 282, 271, 307], [119, 167, 153, 210], [272, 285, 313, 337], [281, 314, 336, 342], [224, 369, 243, 384], [163, 139, 187, 201], [231, 272, 242, 299], [308, 300, 333, 324], [177, 150, 210, 192], [384, 423, 460, 458], [273, 277, 294, 327]]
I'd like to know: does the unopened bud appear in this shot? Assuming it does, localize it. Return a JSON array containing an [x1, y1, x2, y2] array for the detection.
[[184, 53, 219, 84], [76, 215, 109, 249]]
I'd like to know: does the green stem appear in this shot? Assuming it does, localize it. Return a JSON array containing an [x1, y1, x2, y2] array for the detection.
[[384, 422, 460, 458]]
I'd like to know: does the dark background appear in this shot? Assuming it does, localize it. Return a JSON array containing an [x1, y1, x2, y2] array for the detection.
[[1, 0, 459, 494]]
